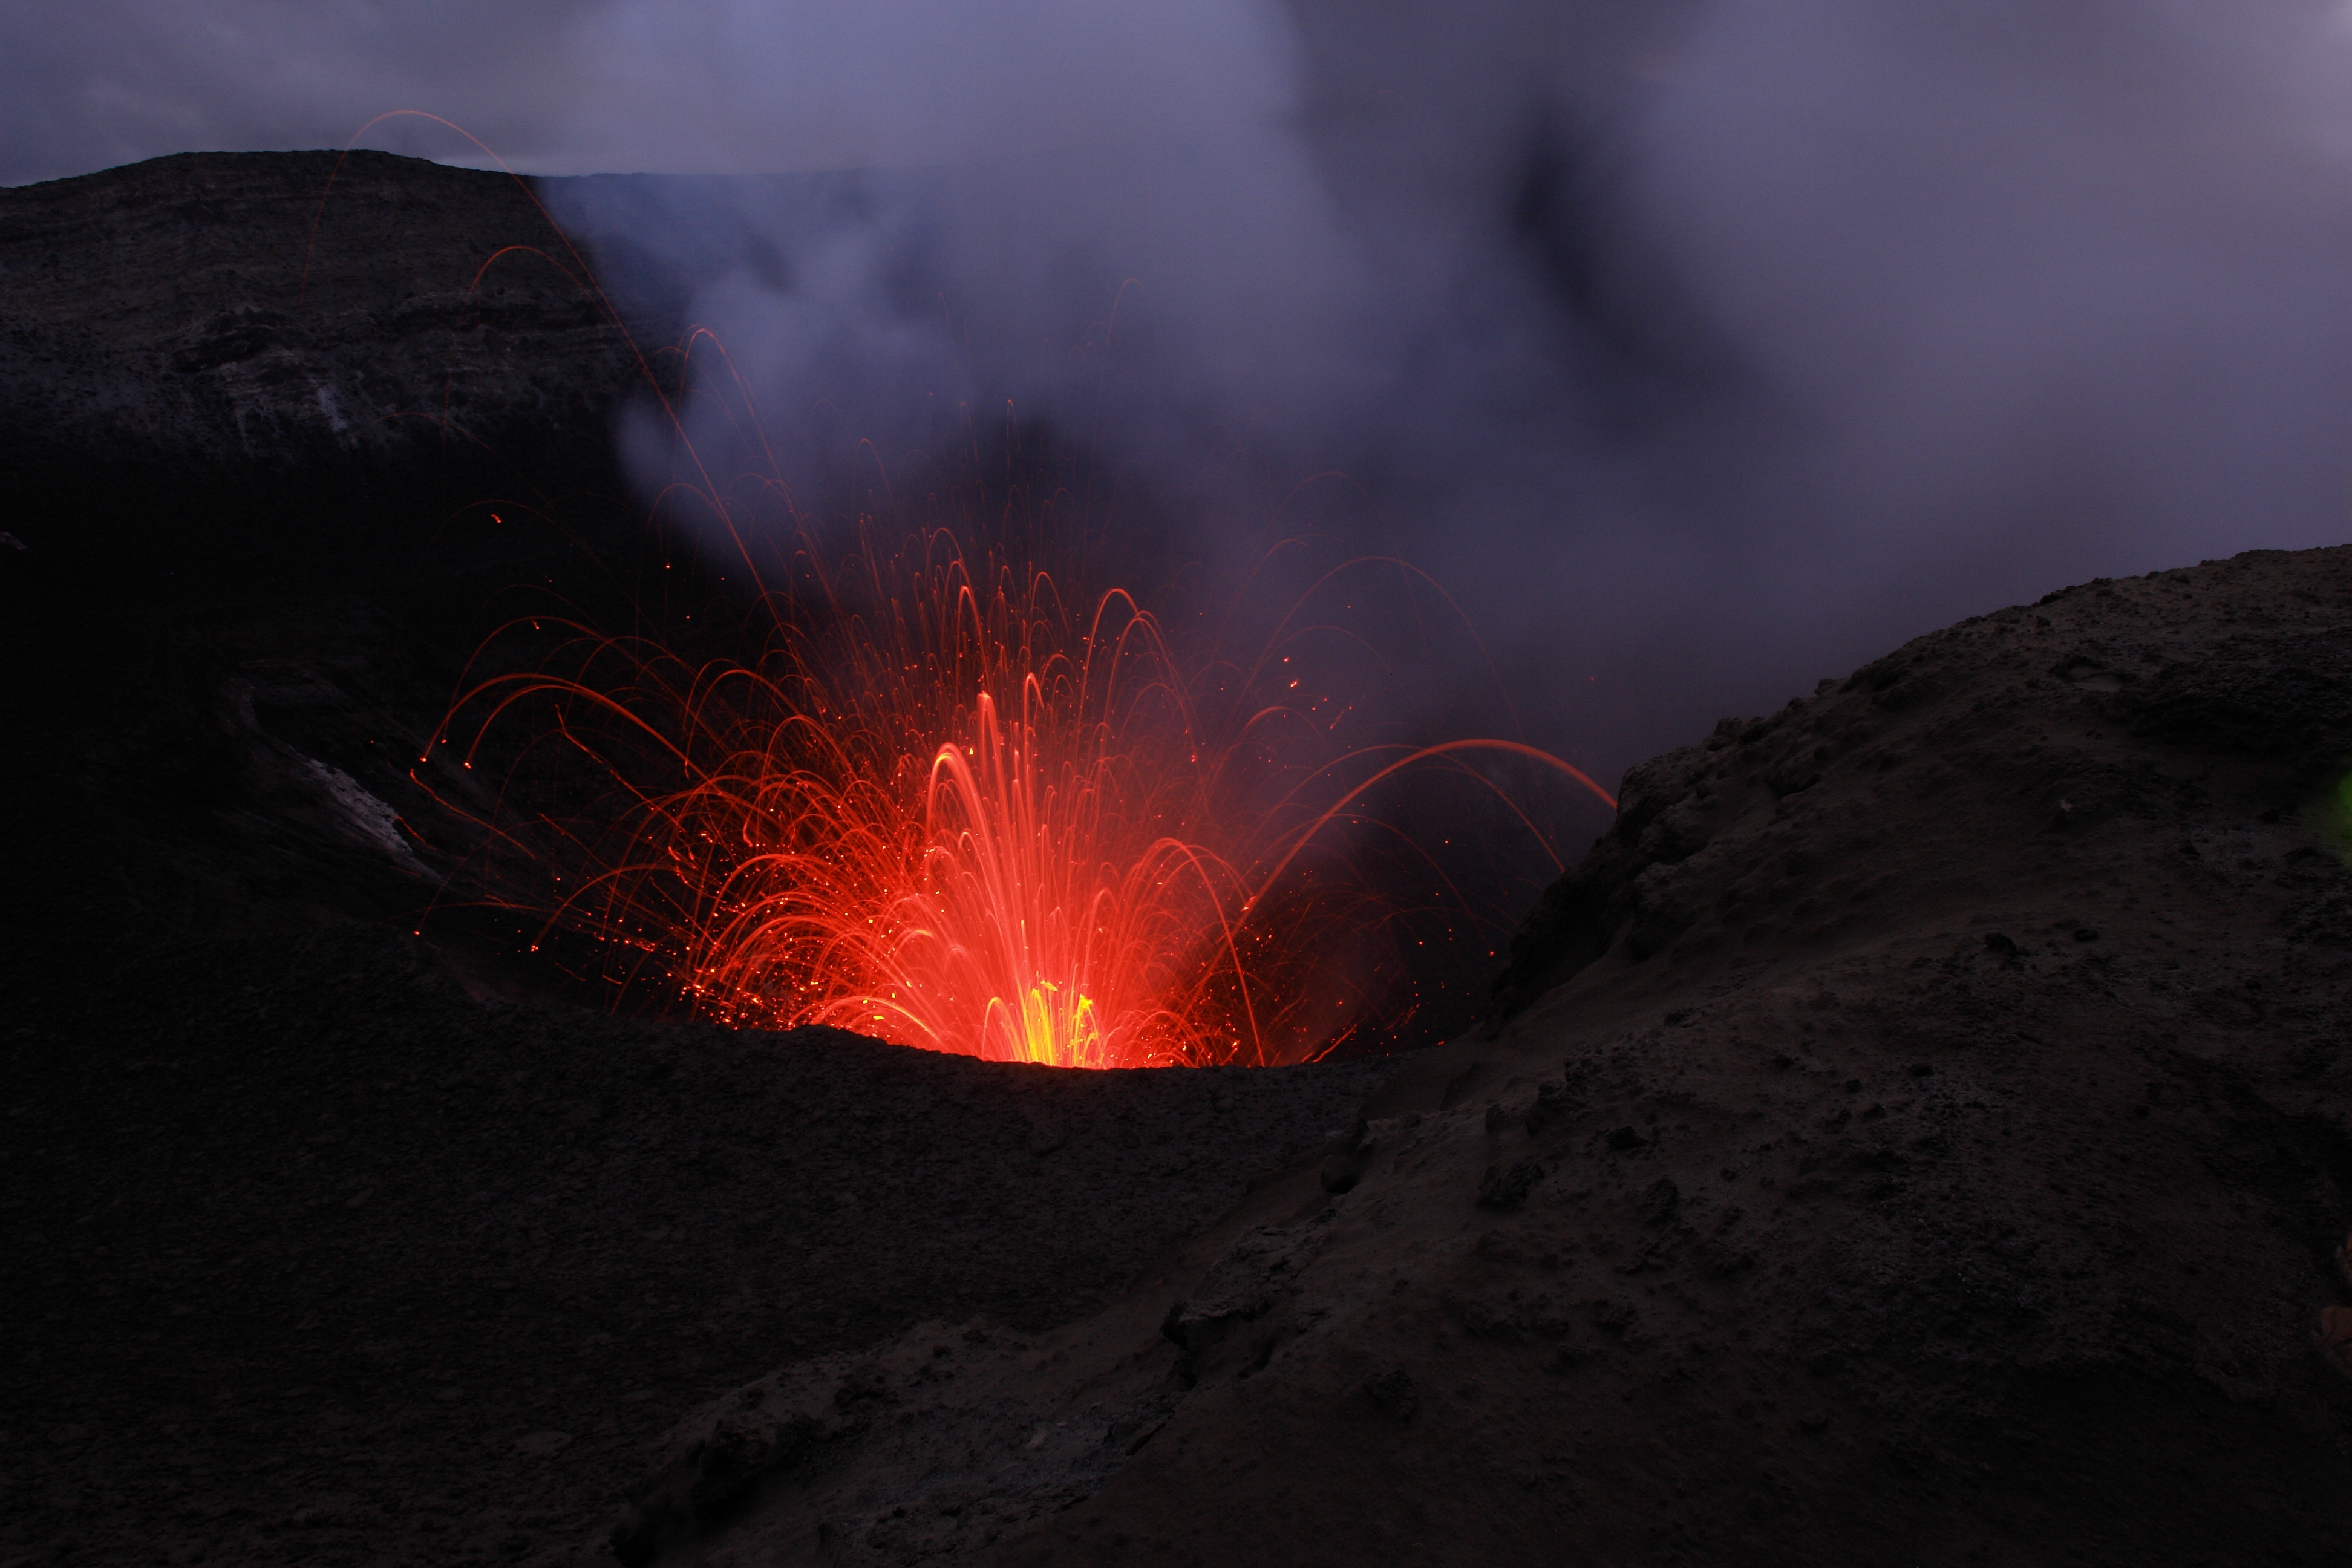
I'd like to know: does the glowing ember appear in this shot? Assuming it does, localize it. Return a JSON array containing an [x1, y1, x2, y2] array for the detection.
[[423, 516, 1612, 1069]]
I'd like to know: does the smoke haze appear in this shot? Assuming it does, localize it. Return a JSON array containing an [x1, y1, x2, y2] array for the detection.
[[13, 0, 2352, 782], [538, 0, 2352, 781]]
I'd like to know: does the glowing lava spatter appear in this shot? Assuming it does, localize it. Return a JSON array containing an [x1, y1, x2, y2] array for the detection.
[[280, 131, 1610, 1066], [596, 527, 1269, 1069], [426, 517, 1613, 1069]]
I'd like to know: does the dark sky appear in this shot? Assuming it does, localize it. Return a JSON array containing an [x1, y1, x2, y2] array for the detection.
[[13, 1, 2352, 778]]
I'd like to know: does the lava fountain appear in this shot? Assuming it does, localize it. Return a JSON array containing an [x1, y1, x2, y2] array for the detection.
[[422, 501, 1613, 1070], [272, 128, 1611, 1067]]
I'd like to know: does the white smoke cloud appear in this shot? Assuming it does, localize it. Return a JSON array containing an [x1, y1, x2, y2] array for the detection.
[[535, 0, 2352, 770], [550, 0, 1304, 172], [10, 0, 2352, 774], [542, 0, 1381, 563]]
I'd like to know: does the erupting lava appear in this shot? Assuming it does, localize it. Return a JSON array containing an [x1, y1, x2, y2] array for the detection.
[[284, 129, 1612, 1070], [428, 518, 1613, 1069]]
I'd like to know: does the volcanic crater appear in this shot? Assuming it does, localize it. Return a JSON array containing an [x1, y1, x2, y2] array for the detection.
[[5, 152, 2352, 1567]]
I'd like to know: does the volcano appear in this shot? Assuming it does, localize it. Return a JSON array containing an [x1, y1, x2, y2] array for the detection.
[[4, 152, 2351, 1567]]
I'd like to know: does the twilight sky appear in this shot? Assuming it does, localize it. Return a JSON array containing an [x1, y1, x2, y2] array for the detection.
[[0, 0, 1307, 184], [11, 0, 2352, 777]]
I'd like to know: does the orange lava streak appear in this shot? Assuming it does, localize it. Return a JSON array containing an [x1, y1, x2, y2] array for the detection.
[[429, 521, 1615, 1069], [667, 566, 1248, 1067]]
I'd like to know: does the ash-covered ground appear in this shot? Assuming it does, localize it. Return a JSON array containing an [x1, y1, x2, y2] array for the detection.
[[0, 915, 1385, 1568]]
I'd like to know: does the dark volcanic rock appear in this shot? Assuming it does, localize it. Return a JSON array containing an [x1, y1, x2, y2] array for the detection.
[[1485, 556, 2352, 1027], [0, 921, 1391, 1568], [0, 151, 641, 479]]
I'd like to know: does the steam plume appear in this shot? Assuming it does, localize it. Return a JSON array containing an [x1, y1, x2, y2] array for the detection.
[[537, 0, 2352, 779], [12, 0, 2352, 778]]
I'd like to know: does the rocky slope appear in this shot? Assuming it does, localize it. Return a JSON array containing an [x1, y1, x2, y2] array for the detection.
[[0, 151, 640, 480], [0, 150, 690, 627], [615, 544, 2352, 1566], [0, 916, 1388, 1568]]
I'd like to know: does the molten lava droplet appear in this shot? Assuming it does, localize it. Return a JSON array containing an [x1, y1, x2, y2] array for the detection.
[[436, 528, 1614, 1069]]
